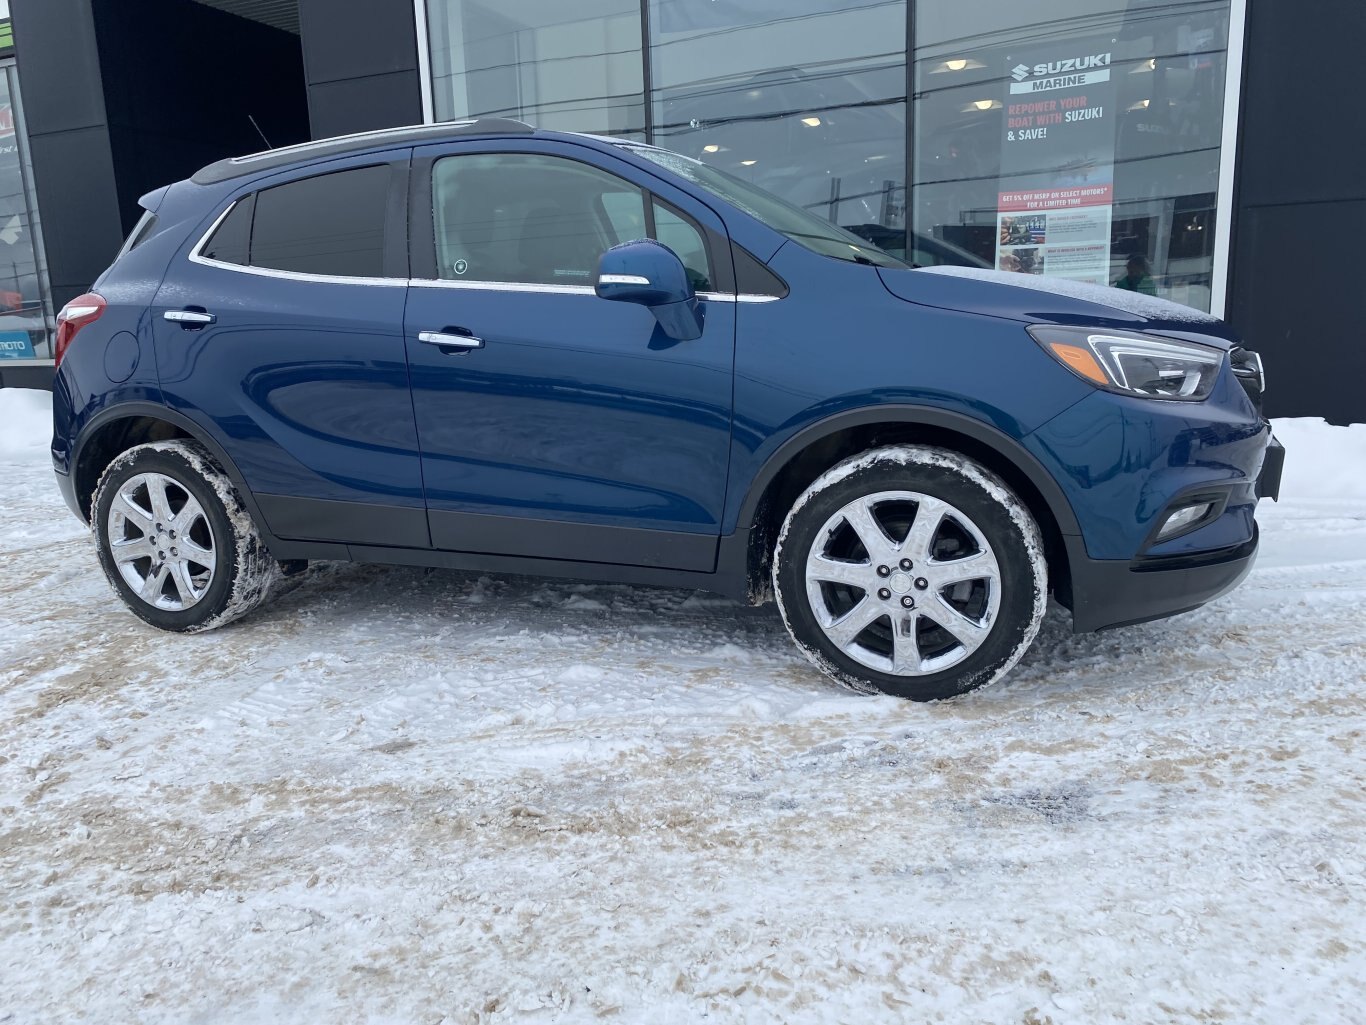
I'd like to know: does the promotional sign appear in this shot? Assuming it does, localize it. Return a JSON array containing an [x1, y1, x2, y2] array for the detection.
[[0, 328, 34, 359], [995, 42, 1119, 285]]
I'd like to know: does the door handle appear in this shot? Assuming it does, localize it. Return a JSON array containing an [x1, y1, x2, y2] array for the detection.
[[164, 309, 215, 326], [419, 329, 484, 352]]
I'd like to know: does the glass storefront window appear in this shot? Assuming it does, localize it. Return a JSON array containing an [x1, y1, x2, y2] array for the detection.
[[0, 60, 54, 361], [912, 1, 1233, 310], [647, 0, 907, 256], [427, 0, 646, 137]]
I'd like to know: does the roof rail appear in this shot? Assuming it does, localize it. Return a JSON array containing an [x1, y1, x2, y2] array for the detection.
[[191, 118, 536, 185]]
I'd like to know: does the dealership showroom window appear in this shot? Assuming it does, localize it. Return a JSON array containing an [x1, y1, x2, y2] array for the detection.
[[0, 0, 53, 365], [425, 0, 1233, 311]]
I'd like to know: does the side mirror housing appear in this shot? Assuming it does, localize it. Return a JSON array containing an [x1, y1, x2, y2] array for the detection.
[[595, 239, 703, 341]]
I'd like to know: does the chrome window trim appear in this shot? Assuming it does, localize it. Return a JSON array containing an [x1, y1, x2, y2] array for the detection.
[[189, 203, 785, 300], [411, 279, 781, 302], [187, 199, 406, 288], [408, 278, 597, 295]]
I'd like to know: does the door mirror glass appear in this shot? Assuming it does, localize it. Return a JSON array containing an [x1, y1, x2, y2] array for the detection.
[[595, 239, 702, 340]]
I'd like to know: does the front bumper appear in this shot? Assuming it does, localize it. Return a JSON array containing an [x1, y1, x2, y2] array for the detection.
[[1065, 432, 1282, 631], [1066, 530, 1258, 632]]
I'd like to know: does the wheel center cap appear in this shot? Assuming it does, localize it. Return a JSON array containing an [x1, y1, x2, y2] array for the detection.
[[888, 571, 913, 594]]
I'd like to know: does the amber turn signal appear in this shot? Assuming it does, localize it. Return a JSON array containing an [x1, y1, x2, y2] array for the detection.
[[1047, 342, 1110, 385]]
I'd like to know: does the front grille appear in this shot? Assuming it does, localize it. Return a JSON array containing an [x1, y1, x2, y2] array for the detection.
[[1229, 347, 1265, 414]]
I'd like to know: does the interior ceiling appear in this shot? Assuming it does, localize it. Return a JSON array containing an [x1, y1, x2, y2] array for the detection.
[[189, 0, 301, 35]]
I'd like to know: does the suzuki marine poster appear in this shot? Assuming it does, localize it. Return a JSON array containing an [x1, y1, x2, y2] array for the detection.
[[996, 43, 1118, 284]]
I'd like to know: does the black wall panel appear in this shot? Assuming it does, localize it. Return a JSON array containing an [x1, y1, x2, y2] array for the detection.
[[307, 71, 425, 138], [10, 0, 120, 308], [299, 0, 422, 137], [93, 0, 309, 235], [12, 0, 309, 308], [1226, 0, 1366, 423]]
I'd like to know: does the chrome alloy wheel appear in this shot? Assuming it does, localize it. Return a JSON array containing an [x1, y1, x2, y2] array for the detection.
[[803, 491, 1001, 676], [105, 472, 217, 611]]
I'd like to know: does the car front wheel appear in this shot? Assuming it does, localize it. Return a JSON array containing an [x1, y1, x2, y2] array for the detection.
[[772, 445, 1048, 700], [91, 440, 280, 632]]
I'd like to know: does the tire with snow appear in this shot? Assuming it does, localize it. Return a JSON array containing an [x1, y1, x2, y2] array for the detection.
[[772, 445, 1047, 701], [91, 440, 280, 632]]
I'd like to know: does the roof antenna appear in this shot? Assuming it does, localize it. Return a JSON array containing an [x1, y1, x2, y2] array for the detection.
[[248, 114, 273, 150]]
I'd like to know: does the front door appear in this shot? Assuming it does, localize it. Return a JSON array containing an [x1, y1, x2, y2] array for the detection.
[[403, 144, 735, 571]]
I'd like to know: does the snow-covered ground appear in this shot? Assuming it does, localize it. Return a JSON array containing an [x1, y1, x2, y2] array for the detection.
[[2, 388, 1364, 1025]]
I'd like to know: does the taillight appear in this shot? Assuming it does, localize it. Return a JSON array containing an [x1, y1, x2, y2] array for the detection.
[[55, 292, 106, 366]]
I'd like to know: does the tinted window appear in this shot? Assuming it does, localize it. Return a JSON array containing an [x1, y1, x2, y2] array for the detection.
[[250, 165, 390, 277], [432, 153, 646, 285], [733, 244, 788, 298], [120, 211, 158, 256], [653, 200, 711, 291], [200, 195, 253, 266]]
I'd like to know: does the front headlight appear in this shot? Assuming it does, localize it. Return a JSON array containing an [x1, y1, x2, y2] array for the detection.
[[1027, 325, 1224, 401]]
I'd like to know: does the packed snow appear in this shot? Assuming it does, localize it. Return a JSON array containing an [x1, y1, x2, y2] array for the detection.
[[1, 388, 1363, 1024]]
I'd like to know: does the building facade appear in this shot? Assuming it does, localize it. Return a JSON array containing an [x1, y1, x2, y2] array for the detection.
[[3, 0, 1363, 423]]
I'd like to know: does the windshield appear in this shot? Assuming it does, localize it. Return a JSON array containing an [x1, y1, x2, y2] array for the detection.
[[621, 144, 907, 269]]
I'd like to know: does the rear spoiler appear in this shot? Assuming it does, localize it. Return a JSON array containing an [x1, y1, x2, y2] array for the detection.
[[137, 184, 171, 214]]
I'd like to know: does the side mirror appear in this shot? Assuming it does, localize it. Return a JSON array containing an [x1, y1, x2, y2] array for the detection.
[[595, 239, 703, 341]]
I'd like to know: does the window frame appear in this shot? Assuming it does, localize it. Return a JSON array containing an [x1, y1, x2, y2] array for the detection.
[[189, 153, 412, 285], [408, 141, 738, 297]]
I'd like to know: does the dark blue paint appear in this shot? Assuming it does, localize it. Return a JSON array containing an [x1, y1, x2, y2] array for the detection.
[[52, 126, 1275, 621]]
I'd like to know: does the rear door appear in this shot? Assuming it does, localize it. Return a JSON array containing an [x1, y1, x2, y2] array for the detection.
[[402, 140, 736, 571], [152, 152, 429, 549]]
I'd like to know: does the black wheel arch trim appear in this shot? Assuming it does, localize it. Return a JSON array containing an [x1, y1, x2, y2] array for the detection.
[[734, 404, 1084, 539], [72, 402, 274, 538]]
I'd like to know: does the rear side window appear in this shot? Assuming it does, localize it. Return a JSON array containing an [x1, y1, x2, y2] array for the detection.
[[251, 165, 390, 277], [119, 211, 159, 257], [200, 195, 253, 265], [200, 165, 391, 278]]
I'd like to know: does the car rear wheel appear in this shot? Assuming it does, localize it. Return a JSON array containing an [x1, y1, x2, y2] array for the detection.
[[92, 440, 280, 632], [772, 445, 1047, 700]]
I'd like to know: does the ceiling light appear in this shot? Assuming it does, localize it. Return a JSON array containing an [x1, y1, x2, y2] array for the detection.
[[740, 159, 757, 166], [800, 116, 822, 127], [960, 99, 1002, 112], [930, 58, 984, 73], [974, 99, 994, 110], [1129, 98, 1150, 110], [702, 144, 720, 153]]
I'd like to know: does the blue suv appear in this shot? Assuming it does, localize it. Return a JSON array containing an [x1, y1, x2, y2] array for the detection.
[[50, 119, 1283, 701]]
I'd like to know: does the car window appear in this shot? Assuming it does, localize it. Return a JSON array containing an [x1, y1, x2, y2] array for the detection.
[[119, 211, 159, 257], [600, 191, 646, 243], [653, 200, 712, 292], [431, 152, 647, 286], [249, 165, 390, 277], [200, 195, 253, 266]]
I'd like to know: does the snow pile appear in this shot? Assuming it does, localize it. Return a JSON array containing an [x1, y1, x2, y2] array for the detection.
[[1270, 417, 1366, 499], [0, 386, 51, 458], [2, 392, 1366, 1025]]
